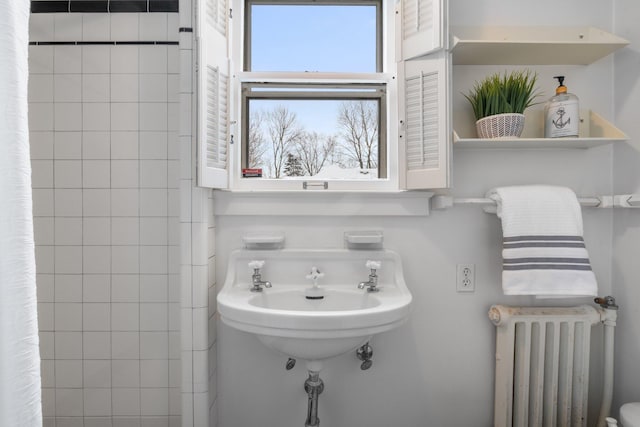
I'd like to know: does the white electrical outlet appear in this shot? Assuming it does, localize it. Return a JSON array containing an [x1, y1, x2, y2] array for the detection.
[[456, 264, 475, 292]]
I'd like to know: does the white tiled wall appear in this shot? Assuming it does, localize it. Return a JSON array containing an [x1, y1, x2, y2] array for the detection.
[[29, 12, 182, 427], [177, 0, 217, 424]]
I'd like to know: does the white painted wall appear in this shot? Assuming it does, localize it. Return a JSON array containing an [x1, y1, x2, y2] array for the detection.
[[613, 0, 640, 417], [214, 2, 621, 426]]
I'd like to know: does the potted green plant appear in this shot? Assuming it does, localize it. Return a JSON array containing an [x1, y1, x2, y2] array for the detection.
[[463, 70, 541, 139]]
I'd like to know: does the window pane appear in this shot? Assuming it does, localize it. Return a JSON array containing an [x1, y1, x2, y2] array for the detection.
[[249, 3, 378, 72], [246, 98, 382, 179]]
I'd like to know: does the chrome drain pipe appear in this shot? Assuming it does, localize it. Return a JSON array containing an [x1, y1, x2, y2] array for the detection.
[[304, 371, 324, 427]]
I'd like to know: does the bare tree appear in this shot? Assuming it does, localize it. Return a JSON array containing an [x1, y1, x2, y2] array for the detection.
[[247, 111, 267, 169], [265, 106, 303, 178], [337, 101, 378, 169], [295, 132, 337, 176]]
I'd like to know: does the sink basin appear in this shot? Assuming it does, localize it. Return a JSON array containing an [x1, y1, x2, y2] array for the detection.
[[217, 248, 412, 368], [248, 288, 381, 311]]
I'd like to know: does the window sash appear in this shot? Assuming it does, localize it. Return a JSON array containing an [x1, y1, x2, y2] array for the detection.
[[243, 82, 386, 99], [240, 81, 388, 179]]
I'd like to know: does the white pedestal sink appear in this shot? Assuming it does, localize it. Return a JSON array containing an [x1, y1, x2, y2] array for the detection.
[[217, 248, 412, 371]]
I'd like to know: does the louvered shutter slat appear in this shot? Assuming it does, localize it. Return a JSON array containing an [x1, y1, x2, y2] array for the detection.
[[400, 0, 442, 60], [198, 0, 230, 188], [405, 71, 439, 170], [206, 0, 228, 36], [400, 50, 449, 189]]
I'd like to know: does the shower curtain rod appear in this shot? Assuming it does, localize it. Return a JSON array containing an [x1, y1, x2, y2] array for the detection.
[[431, 194, 640, 211]]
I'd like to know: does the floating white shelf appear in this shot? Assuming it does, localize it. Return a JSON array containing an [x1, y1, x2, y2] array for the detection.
[[451, 26, 629, 65], [453, 110, 627, 149]]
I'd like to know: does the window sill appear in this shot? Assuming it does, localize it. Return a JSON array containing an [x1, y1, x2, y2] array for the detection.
[[213, 190, 433, 217]]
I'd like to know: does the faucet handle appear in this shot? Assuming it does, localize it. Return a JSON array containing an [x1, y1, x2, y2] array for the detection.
[[306, 266, 324, 281], [248, 260, 265, 270], [366, 260, 381, 270]]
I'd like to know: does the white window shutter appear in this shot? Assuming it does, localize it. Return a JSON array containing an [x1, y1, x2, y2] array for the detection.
[[399, 49, 449, 189], [398, 0, 443, 60], [197, 0, 230, 188]]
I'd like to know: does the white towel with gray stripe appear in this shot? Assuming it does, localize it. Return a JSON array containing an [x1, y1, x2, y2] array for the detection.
[[487, 185, 597, 297]]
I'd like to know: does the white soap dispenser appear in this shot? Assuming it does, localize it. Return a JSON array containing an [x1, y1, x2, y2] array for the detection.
[[544, 75, 580, 138]]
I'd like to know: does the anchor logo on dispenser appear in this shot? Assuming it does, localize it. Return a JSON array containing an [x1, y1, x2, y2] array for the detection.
[[552, 106, 570, 129]]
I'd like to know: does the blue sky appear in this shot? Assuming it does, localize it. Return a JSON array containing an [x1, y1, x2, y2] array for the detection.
[[250, 99, 344, 133], [251, 4, 377, 73], [249, 4, 377, 134]]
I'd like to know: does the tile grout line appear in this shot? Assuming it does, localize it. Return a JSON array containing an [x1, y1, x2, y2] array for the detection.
[[79, 36, 85, 422], [106, 26, 114, 421], [137, 16, 143, 417], [166, 41, 172, 417], [51, 30, 58, 420]]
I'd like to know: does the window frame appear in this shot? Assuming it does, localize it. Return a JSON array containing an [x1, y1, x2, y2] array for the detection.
[[230, 0, 399, 191]]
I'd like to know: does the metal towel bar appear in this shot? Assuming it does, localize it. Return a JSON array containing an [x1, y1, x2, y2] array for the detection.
[[431, 194, 640, 211]]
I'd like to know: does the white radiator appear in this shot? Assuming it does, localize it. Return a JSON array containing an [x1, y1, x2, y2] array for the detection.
[[489, 305, 603, 427]]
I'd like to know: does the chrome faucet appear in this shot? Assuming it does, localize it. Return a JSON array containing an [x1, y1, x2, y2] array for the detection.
[[248, 260, 271, 292], [358, 260, 381, 292], [305, 266, 325, 300]]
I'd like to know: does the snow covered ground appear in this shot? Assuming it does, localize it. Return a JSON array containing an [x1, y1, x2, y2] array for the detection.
[[310, 164, 378, 179], [272, 164, 378, 180]]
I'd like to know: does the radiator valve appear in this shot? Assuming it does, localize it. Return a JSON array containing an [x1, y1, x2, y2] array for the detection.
[[594, 296, 618, 310]]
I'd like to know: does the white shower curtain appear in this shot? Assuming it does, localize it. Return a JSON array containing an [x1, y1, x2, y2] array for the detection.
[[0, 0, 43, 425]]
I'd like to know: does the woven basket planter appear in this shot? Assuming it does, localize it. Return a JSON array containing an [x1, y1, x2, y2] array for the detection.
[[475, 113, 525, 139]]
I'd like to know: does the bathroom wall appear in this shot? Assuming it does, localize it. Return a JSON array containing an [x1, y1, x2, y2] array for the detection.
[[213, 1, 618, 426], [177, 0, 219, 423], [613, 0, 640, 416], [28, 11, 182, 426]]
